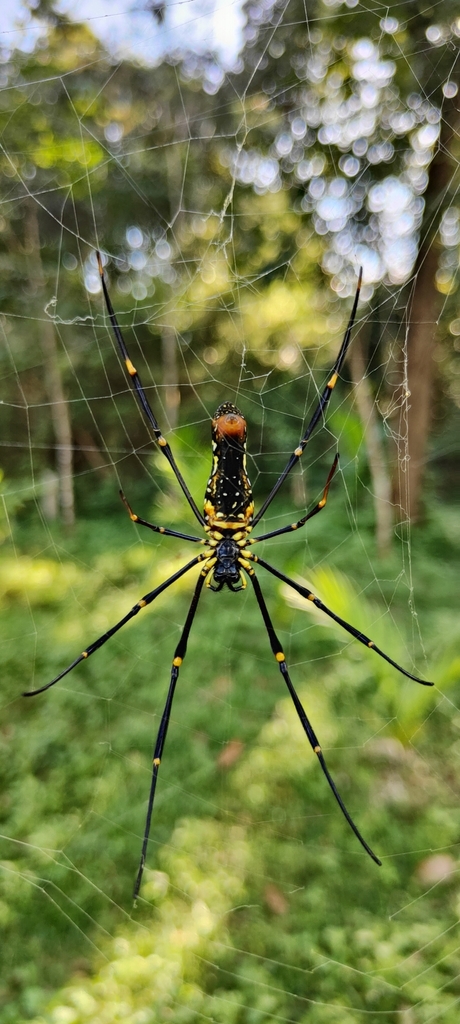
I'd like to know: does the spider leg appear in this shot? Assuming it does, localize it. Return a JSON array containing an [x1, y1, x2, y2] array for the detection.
[[133, 568, 206, 902], [244, 566, 381, 866], [250, 554, 433, 686], [97, 252, 204, 526], [251, 455, 338, 544], [23, 554, 205, 697], [252, 270, 362, 527], [120, 490, 204, 544]]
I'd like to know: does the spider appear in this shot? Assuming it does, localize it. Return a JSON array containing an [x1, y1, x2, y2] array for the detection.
[[24, 255, 433, 901]]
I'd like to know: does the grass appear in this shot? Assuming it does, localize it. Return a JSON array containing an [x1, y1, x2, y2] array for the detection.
[[0, 492, 459, 1022]]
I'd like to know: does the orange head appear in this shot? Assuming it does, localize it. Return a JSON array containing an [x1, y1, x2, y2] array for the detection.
[[212, 403, 247, 443]]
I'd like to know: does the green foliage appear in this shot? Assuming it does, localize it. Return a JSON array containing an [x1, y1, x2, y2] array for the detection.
[[0, 3, 459, 1020], [1, 499, 459, 1022]]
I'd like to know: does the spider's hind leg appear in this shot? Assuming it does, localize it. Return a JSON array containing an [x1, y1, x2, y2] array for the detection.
[[120, 490, 204, 544], [251, 454, 339, 545], [97, 252, 204, 526]]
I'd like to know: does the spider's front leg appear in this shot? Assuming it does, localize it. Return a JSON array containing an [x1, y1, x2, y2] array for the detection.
[[23, 553, 206, 697], [133, 568, 207, 902], [242, 563, 381, 865], [246, 553, 433, 687]]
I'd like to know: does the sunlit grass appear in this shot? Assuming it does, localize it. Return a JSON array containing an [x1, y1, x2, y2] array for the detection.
[[0, 501, 459, 1021]]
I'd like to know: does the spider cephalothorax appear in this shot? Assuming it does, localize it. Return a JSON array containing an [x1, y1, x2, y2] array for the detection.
[[207, 536, 244, 591], [24, 254, 433, 902]]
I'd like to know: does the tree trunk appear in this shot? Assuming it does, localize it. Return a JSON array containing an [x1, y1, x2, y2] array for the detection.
[[393, 92, 459, 522], [25, 204, 75, 527], [349, 334, 393, 557]]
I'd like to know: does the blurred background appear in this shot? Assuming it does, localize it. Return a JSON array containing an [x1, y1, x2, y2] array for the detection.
[[0, 0, 459, 1020]]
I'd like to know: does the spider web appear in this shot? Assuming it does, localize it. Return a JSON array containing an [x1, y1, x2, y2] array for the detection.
[[0, 2, 459, 1022]]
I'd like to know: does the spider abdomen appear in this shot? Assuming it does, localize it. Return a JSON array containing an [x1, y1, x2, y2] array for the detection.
[[204, 402, 254, 525]]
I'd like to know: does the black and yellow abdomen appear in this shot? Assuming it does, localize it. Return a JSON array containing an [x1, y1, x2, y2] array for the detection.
[[204, 402, 254, 526]]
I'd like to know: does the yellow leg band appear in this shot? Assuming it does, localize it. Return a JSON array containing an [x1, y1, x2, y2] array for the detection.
[[275, 652, 285, 662], [173, 656, 182, 667]]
